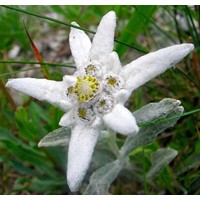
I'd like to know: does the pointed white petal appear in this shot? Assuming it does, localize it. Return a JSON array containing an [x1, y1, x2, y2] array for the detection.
[[59, 109, 75, 127], [106, 51, 122, 73], [69, 22, 91, 68], [113, 89, 131, 104], [103, 104, 139, 135], [122, 44, 194, 92], [67, 124, 100, 192], [63, 74, 77, 84], [89, 11, 116, 64], [6, 78, 72, 112], [91, 116, 103, 128]]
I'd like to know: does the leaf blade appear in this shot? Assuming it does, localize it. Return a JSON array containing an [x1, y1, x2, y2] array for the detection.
[[38, 127, 71, 147], [147, 148, 178, 180], [84, 160, 122, 195], [120, 98, 184, 157]]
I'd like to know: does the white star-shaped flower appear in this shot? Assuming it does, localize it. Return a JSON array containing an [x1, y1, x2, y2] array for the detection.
[[6, 11, 194, 192]]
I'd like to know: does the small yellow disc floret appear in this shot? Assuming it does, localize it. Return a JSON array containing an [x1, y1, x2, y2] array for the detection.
[[107, 77, 117, 86], [74, 75, 99, 102], [78, 108, 87, 119]]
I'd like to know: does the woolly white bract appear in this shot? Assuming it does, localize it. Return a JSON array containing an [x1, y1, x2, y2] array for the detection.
[[6, 11, 194, 192]]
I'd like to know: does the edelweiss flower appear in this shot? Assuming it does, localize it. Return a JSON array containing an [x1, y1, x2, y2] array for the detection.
[[6, 11, 194, 192]]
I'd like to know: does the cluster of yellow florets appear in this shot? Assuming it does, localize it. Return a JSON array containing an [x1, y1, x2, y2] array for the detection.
[[73, 75, 99, 102]]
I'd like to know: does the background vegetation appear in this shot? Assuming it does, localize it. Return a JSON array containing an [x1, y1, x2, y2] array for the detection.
[[0, 5, 199, 194]]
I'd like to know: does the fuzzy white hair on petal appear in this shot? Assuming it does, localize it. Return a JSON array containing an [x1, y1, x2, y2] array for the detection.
[[103, 104, 139, 135]]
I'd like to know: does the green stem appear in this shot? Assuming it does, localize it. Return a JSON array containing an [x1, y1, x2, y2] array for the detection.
[[108, 130, 120, 159]]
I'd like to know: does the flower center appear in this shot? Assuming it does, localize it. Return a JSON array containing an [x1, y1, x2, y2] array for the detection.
[[74, 75, 99, 102], [104, 75, 122, 93], [77, 106, 95, 122], [85, 64, 102, 78], [107, 77, 117, 86], [95, 95, 114, 114]]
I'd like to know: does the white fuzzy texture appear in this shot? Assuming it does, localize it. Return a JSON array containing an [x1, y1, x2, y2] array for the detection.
[[6, 78, 71, 112], [69, 22, 91, 68], [103, 104, 139, 135], [113, 89, 131, 104], [122, 44, 194, 92], [59, 109, 75, 127], [67, 124, 100, 192], [89, 11, 116, 64], [106, 51, 122, 74], [63, 75, 77, 85]]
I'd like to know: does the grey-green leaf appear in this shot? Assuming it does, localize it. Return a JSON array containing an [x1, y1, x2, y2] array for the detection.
[[133, 98, 183, 125], [120, 98, 184, 157], [147, 148, 178, 180], [84, 160, 123, 195], [38, 128, 113, 148], [38, 127, 71, 147]]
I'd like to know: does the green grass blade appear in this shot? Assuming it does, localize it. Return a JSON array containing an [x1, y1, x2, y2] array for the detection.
[[184, 6, 200, 46], [184, 6, 199, 46], [1, 5, 92, 33], [0, 60, 75, 68], [115, 5, 157, 57], [1, 5, 147, 53], [0, 67, 40, 77], [141, 108, 200, 127], [173, 6, 183, 43], [142, 147, 148, 194], [174, 68, 200, 91], [135, 5, 177, 44]]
